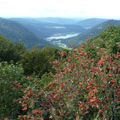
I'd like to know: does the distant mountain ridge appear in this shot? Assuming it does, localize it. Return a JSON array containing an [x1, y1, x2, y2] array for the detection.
[[76, 18, 107, 29], [0, 18, 49, 48], [81, 19, 120, 38], [10, 17, 81, 25], [10, 18, 85, 38], [1, 17, 120, 49]]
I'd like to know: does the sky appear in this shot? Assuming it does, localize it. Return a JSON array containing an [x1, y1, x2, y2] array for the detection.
[[0, 0, 120, 19]]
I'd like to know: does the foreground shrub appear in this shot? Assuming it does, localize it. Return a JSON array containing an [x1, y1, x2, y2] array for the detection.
[[0, 36, 25, 63], [21, 48, 57, 77], [40, 48, 120, 120], [18, 47, 120, 120], [17, 27, 120, 120], [0, 62, 25, 119]]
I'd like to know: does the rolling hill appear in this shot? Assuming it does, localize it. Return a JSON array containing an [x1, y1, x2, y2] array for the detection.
[[2, 17, 120, 49], [0, 18, 48, 48], [76, 18, 107, 29], [10, 17, 81, 25], [9, 18, 86, 48], [10, 18, 85, 38], [68, 19, 120, 47]]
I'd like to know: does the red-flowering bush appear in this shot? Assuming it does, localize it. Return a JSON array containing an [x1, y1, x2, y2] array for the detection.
[[18, 47, 120, 120], [18, 27, 120, 120]]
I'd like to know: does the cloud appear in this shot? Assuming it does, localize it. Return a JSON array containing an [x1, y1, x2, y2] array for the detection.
[[0, 0, 120, 18]]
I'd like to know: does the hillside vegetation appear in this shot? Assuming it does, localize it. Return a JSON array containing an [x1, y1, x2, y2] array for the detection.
[[0, 18, 49, 48], [0, 26, 120, 120], [69, 20, 120, 47]]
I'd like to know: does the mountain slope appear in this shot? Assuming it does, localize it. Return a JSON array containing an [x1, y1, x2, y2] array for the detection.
[[68, 19, 120, 47], [81, 19, 120, 39], [10, 18, 86, 48], [10, 17, 81, 25], [85, 26, 120, 54], [0, 18, 47, 48], [10, 18, 85, 39], [76, 18, 107, 29]]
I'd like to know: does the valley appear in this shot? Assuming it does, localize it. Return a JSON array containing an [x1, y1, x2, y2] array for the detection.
[[0, 17, 120, 49], [46, 33, 80, 49]]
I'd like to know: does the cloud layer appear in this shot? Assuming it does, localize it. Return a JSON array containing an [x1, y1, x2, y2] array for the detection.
[[0, 0, 119, 18]]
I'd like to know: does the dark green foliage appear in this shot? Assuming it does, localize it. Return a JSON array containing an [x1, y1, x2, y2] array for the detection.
[[41, 47, 59, 61], [0, 62, 24, 119], [0, 36, 59, 77], [100, 26, 120, 53], [0, 62, 53, 119], [84, 26, 120, 55], [21, 48, 55, 77], [36, 73, 54, 89], [0, 36, 26, 63], [86, 47, 99, 60]]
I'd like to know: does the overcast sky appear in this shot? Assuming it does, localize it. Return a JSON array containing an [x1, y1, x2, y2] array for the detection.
[[0, 0, 120, 19]]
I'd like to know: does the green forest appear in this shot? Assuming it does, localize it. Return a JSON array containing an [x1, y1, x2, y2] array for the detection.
[[0, 26, 120, 120]]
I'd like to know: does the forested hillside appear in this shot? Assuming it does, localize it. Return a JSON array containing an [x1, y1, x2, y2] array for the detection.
[[68, 20, 120, 47], [0, 18, 49, 48], [10, 18, 85, 39]]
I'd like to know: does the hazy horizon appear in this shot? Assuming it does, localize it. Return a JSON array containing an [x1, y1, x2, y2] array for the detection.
[[0, 0, 120, 19]]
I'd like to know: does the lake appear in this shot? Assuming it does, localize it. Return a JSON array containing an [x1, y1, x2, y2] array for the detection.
[[46, 33, 80, 41], [46, 33, 79, 49]]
